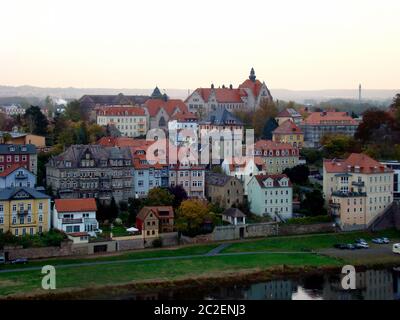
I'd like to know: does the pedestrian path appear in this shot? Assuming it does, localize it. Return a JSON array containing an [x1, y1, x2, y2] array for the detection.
[[205, 243, 231, 256]]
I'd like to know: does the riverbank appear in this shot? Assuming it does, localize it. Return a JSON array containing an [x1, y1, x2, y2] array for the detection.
[[1, 229, 399, 299]]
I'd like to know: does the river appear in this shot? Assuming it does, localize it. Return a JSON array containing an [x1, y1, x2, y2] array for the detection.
[[95, 266, 400, 300]]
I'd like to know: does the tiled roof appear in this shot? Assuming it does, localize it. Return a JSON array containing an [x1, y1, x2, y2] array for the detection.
[[144, 99, 188, 117], [195, 88, 247, 103], [55, 198, 97, 213], [205, 172, 232, 186], [302, 112, 358, 125], [324, 153, 393, 174], [254, 174, 292, 188], [276, 108, 302, 118], [0, 187, 50, 200], [202, 109, 243, 126], [223, 207, 246, 218], [253, 140, 298, 155], [0, 144, 36, 154], [97, 137, 154, 148], [0, 164, 29, 177], [170, 111, 198, 122], [96, 106, 146, 116], [227, 156, 265, 172], [238, 79, 263, 97], [273, 120, 302, 134], [79, 94, 149, 106], [137, 206, 174, 221]]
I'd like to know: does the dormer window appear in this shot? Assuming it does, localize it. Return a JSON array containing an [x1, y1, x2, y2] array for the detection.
[[65, 161, 71, 168], [21, 146, 27, 152], [9, 146, 15, 152]]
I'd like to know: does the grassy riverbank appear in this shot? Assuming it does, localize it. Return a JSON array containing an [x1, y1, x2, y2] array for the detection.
[[1, 230, 399, 299]]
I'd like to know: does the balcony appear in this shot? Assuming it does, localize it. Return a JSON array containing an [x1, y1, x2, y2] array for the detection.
[[332, 191, 367, 198], [17, 210, 29, 216], [62, 218, 83, 224], [329, 202, 341, 209], [352, 181, 365, 187], [15, 173, 28, 179]]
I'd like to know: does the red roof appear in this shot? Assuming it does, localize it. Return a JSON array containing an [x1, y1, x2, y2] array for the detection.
[[55, 198, 97, 213], [324, 153, 392, 174], [302, 112, 358, 125], [195, 88, 247, 103], [228, 156, 265, 172], [144, 99, 188, 117], [273, 120, 302, 135], [96, 106, 146, 116], [97, 137, 154, 147], [239, 79, 263, 97], [0, 164, 28, 177], [170, 111, 198, 121]]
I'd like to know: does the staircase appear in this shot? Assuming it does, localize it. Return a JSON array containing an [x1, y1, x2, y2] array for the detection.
[[274, 212, 287, 223], [368, 202, 400, 232]]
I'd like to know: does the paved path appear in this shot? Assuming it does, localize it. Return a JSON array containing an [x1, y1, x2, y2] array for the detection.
[[0, 250, 314, 274]]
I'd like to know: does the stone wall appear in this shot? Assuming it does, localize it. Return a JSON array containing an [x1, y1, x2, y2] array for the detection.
[[278, 223, 336, 235], [3, 240, 74, 260]]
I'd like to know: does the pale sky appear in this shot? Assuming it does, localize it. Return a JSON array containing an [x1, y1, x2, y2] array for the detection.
[[1, 0, 399, 90]]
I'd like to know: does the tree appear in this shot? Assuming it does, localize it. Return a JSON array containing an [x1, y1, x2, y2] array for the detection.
[[88, 123, 106, 143], [252, 99, 279, 137], [300, 189, 326, 216], [320, 134, 361, 159], [76, 121, 89, 144], [65, 100, 88, 122], [167, 185, 188, 208], [283, 165, 310, 185], [262, 117, 278, 140], [23, 106, 48, 135], [355, 108, 395, 144], [145, 187, 174, 206], [176, 199, 212, 236]]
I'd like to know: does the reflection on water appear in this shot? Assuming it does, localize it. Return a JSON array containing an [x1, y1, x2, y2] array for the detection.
[[99, 267, 400, 300]]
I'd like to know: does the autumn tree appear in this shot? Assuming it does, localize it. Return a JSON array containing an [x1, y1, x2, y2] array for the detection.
[[23, 105, 49, 135], [320, 134, 361, 159], [167, 185, 188, 208], [145, 187, 174, 206], [252, 99, 279, 137], [176, 199, 212, 236]]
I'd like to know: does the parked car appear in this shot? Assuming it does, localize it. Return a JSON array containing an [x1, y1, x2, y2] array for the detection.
[[393, 243, 400, 254], [381, 237, 390, 244], [334, 243, 347, 249], [372, 238, 384, 244], [355, 239, 367, 244], [355, 243, 369, 249], [346, 244, 356, 250], [11, 258, 28, 264], [0, 255, 5, 264]]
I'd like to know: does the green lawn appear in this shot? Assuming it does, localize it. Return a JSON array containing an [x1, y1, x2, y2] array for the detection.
[[222, 229, 400, 253], [0, 252, 340, 297], [0, 244, 218, 271]]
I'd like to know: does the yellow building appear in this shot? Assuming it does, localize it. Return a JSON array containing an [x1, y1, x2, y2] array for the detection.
[[272, 120, 304, 149], [323, 153, 393, 230], [0, 187, 51, 236]]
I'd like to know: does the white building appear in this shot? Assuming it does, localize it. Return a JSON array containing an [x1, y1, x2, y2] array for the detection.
[[380, 160, 400, 201], [96, 106, 148, 137], [53, 198, 99, 236], [168, 111, 198, 146], [1, 105, 26, 116], [247, 174, 293, 221], [185, 68, 273, 115]]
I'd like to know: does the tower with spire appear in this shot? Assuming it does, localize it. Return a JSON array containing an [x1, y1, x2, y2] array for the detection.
[[249, 67, 256, 82]]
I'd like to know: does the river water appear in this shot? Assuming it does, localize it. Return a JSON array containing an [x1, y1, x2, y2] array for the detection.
[[99, 267, 400, 300]]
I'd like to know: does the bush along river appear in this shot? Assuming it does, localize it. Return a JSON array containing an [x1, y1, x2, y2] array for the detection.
[[93, 266, 400, 300]]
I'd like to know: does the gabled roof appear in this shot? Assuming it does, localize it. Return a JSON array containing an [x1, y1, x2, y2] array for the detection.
[[0, 187, 50, 200], [79, 94, 149, 106], [324, 153, 393, 174], [137, 206, 174, 221], [0, 164, 31, 177], [0, 144, 36, 155], [273, 120, 302, 135], [254, 139, 297, 151], [276, 108, 302, 118], [55, 198, 97, 213], [170, 111, 198, 122], [223, 207, 246, 218], [238, 79, 263, 97], [302, 111, 358, 125], [194, 88, 247, 103], [205, 172, 233, 186], [253, 174, 292, 188], [144, 99, 188, 117], [96, 106, 146, 116], [202, 109, 243, 126]]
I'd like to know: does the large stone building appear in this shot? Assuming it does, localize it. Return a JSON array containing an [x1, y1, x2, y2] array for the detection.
[[96, 106, 148, 137], [323, 153, 394, 230], [46, 145, 134, 203], [143, 98, 188, 130], [79, 93, 149, 110], [247, 174, 293, 221], [300, 111, 359, 148], [185, 68, 273, 115], [205, 172, 244, 209]]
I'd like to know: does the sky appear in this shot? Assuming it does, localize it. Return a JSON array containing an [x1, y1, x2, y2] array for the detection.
[[1, 0, 399, 90]]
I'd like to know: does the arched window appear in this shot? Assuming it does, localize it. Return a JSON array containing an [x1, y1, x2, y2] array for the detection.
[[159, 116, 166, 127]]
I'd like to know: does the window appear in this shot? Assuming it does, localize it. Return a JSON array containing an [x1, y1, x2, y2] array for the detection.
[[0, 216, 3, 224], [30, 228, 34, 235], [39, 215, 43, 222], [0, 205, 3, 212], [12, 216, 16, 224], [15, 228, 19, 236], [38, 226, 42, 233]]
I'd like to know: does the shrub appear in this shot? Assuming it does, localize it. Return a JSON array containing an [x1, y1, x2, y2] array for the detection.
[[152, 237, 163, 248], [284, 215, 332, 225], [114, 218, 123, 226]]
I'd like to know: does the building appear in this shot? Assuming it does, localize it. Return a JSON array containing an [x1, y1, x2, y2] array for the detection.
[[199, 109, 244, 164], [0, 144, 37, 175], [46, 145, 134, 203], [79, 93, 150, 110], [136, 206, 160, 239], [53, 198, 99, 236], [131, 143, 169, 198], [0, 105, 26, 116], [185, 68, 273, 115], [247, 174, 293, 221], [0, 165, 36, 188], [380, 160, 400, 200], [0, 187, 51, 236], [96, 106, 148, 137], [272, 120, 304, 148], [169, 162, 205, 198], [168, 111, 198, 146], [0, 131, 46, 148], [300, 111, 359, 148], [275, 108, 303, 126], [137, 206, 174, 233], [143, 98, 188, 130], [221, 156, 266, 195], [222, 208, 246, 225], [323, 153, 394, 230], [250, 140, 299, 174], [205, 172, 243, 209]]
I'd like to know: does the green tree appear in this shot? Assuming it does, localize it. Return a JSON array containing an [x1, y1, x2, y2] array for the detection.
[[283, 165, 310, 185], [176, 199, 212, 236], [320, 134, 361, 158], [300, 189, 326, 216], [262, 117, 278, 140], [76, 121, 89, 144], [252, 99, 279, 138], [65, 100, 88, 122], [23, 106, 49, 135], [145, 187, 174, 206]]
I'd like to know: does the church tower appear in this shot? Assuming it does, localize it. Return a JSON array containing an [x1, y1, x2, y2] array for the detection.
[[249, 67, 256, 82]]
